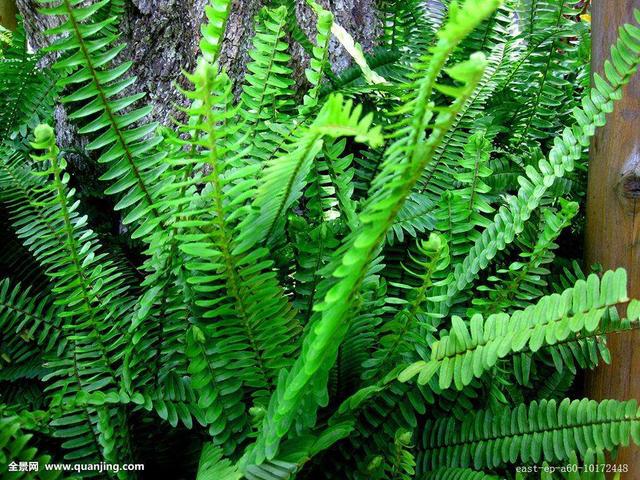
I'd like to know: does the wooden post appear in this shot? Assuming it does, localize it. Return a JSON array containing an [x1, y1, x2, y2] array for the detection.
[[585, 0, 640, 474], [0, 0, 17, 31]]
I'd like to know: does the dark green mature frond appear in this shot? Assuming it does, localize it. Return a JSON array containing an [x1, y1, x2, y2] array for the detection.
[[504, 0, 584, 151], [0, 279, 64, 376], [376, 0, 433, 54], [364, 233, 450, 382], [433, 130, 494, 263], [472, 199, 579, 314], [416, 42, 509, 202], [418, 398, 640, 470]]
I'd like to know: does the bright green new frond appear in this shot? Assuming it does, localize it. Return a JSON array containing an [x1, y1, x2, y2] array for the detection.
[[200, 0, 232, 63], [302, 6, 334, 112], [3, 125, 135, 465]]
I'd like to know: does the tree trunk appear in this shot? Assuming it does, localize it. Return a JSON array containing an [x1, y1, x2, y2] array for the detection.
[[584, 0, 640, 475], [16, 0, 379, 129], [0, 0, 17, 30]]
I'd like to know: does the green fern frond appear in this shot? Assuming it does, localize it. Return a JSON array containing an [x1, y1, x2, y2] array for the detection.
[[0, 20, 57, 146], [200, 0, 232, 63], [0, 279, 65, 371], [37, 0, 167, 239], [239, 6, 295, 160], [473, 199, 579, 314], [418, 398, 640, 470], [399, 269, 632, 391]]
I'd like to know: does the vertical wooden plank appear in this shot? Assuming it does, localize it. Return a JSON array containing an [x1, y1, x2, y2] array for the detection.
[[0, 0, 17, 31], [585, 0, 640, 473]]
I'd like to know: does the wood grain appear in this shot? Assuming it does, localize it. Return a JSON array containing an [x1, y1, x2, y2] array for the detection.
[[585, 0, 640, 477]]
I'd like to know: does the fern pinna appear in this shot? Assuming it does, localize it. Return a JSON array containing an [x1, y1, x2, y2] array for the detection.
[[0, 0, 639, 479]]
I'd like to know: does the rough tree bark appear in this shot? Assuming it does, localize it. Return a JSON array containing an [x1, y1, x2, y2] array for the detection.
[[16, 0, 379, 134]]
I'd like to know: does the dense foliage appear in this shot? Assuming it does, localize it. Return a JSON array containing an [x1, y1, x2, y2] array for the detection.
[[1, 0, 640, 478]]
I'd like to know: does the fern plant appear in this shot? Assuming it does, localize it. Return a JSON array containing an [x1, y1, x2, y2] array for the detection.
[[1, 0, 639, 479]]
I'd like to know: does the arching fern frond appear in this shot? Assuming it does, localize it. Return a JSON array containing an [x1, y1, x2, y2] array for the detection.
[[399, 269, 632, 391]]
